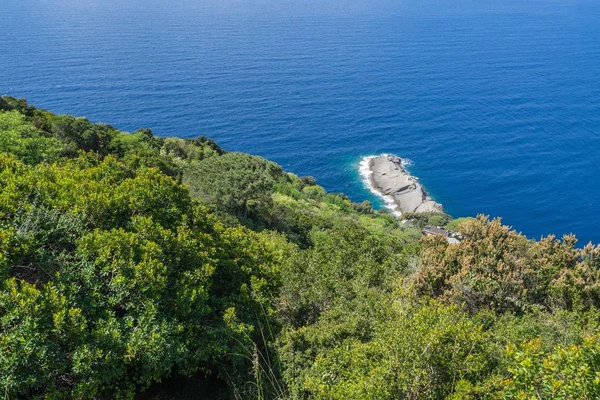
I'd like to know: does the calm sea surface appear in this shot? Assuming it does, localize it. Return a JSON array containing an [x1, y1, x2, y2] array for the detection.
[[1, 0, 600, 243]]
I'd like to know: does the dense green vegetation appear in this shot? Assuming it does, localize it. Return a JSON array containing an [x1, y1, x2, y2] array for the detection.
[[1, 96, 600, 399]]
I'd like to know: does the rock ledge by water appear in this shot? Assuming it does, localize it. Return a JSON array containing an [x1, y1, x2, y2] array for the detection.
[[367, 155, 443, 215]]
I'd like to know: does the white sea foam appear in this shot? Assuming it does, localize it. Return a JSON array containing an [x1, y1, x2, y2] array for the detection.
[[358, 155, 406, 216]]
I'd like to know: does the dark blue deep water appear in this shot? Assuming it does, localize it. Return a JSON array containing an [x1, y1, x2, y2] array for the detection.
[[2, 0, 600, 243]]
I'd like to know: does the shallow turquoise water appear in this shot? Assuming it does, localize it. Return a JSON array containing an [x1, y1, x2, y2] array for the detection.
[[1, 0, 599, 243]]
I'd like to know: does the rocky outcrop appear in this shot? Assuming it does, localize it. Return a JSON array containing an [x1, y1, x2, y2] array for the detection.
[[367, 155, 443, 214]]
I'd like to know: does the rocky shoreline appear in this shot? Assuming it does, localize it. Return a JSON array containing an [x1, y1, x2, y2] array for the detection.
[[364, 155, 443, 215]]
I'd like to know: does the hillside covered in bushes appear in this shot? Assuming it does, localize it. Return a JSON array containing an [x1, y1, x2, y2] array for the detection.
[[1, 97, 600, 399]]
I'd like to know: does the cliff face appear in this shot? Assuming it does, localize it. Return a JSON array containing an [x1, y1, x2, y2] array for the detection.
[[368, 155, 443, 214]]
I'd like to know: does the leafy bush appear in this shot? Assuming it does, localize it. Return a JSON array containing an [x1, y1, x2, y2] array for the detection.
[[3, 97, 600, 399], [415, 215, 600, 314], [0, 110, 63, 164], [496, 335, 600, 398], [0, 152, 285, 398], [401, 211, 451, 229], [183, 152, 285, 220]]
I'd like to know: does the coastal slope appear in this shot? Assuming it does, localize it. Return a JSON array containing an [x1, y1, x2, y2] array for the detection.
[[366, 155, 443, 215]]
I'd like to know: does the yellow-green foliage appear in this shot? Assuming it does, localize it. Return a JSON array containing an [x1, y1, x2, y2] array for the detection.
[[3, 97, 600, 399], [0, 147, 286, 398], [0, 110, 63, 164], [498, 335, 600, 399], [299, 297, 493, 399]]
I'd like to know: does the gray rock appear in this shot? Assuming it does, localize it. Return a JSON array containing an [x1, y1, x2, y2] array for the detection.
[[368, 155, 443, 214]]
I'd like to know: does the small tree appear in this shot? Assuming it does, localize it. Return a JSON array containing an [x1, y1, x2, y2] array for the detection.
[[184, 152, 284, 219]]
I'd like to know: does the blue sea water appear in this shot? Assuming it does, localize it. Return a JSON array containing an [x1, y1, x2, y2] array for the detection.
[[1, 0, 600, 243]]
